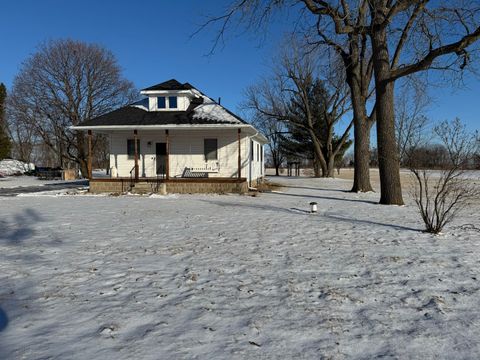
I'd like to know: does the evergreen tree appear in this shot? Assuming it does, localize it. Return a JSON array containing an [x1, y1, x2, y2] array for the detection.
[[280, 79, 352, 176], [0, 83, 12, 160]]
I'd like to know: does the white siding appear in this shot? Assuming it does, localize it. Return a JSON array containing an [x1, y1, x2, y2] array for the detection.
[[109, 129, 252, 178], [148, 94, 191, 111], [248, 139, 265, 184]]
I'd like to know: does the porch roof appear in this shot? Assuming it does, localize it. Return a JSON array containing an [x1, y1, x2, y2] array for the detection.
[[71, 123, 268, 144], [74, 105, 248, 128]]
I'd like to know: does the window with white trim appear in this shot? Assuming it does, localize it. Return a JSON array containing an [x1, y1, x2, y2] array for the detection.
[[157, 96, 166, 109], [127, 139, 140, 159], [204, 139, 218, 161], [168, 96, 178, 109]]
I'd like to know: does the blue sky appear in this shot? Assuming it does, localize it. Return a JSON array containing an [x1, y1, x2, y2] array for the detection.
[[0, 0, 478, 133]]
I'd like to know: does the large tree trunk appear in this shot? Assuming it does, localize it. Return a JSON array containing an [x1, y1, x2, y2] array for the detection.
[[347, 69, 374, 192], [75, 131, 89, 178], [352, 116, 374, 192], [371, 16, 404, 205], [313, 157, 322, 177], [310, 129, 327, 178], [342, 36, 374, 192], [324, 128, 336, 177], [79, 158, 89, 179], [326, 156, 335, 177], [273, 152, 281, 176]]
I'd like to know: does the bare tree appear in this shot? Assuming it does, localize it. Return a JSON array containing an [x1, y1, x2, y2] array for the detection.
[[395, 79, 430, 165], [246, 48, 352, 177], [8, 39, 136, 176], [201, 0, 480, 205], [251, 114, 286, 176], [5, 113, 37, 163], [410, 118, 480, 234], [198, 2, 376, 192]]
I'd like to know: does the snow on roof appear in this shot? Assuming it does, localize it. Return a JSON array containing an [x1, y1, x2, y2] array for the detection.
[[191, 95, 246, 125]]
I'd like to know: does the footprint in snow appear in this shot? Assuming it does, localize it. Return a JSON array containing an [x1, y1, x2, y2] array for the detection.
[[98, 324, 118, 339], [418, 296, 447, 315]]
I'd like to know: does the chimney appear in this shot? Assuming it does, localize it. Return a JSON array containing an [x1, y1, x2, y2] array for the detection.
[[218, 97, 221, 105]]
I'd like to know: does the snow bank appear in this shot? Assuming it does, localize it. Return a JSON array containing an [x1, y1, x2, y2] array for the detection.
[[0, 159, 35, 176]]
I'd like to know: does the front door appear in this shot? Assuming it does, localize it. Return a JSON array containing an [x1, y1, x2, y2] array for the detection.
[[156, 143, 167, 176]]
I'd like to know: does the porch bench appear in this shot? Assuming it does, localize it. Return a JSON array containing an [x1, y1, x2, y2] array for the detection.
[[188, 163, 220, 173]]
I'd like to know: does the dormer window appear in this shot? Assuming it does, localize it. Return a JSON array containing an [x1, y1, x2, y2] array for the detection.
[[157, 97, 166, 109], [169, 96, 177, 109], [156, 96, 178, 110]]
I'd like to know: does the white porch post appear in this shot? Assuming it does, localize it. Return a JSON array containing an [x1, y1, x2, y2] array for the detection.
[[165, 129, 170, 180], [237, 128, 241, 179]]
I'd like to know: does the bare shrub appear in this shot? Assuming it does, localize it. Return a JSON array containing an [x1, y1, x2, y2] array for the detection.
[[409, 118, 480, 234]]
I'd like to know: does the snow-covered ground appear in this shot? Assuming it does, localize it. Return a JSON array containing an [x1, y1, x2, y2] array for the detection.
[[1, 176, 480, 359]]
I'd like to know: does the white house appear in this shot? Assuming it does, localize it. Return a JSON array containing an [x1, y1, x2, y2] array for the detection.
[[73, 79, 268, 194]]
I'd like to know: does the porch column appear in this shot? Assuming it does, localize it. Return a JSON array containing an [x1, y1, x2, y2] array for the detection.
[[165, 129, 170, 180], [87, 130, 93, 180], [134, 129, 139, 181], [237, 128, 241, 179]]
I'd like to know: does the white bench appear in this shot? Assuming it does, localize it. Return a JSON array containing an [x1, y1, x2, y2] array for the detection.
[[189, 163, 220, 173]]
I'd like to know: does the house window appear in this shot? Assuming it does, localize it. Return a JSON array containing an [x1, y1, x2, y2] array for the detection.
[[250, 140, 254, 160], [257, 144, 260, 161], [127, 139, 141, 159], [157, 96, 166, 109], [169, 96, 178, 109], [204, 138, 218, 161]]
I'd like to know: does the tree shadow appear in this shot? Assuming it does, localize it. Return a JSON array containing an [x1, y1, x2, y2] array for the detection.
[[323, 213, 421, 232], [0, 208, 43, 245], [280, 184, 352, 193], [200, 199, 307, 215], [272, 190, 378, 205], [0, 308, 7, 332], [200, 198, 420, 232], [0, 207, 59, 354]]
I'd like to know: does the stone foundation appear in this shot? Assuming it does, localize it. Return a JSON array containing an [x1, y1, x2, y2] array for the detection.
[[89, 178, 248, 194]]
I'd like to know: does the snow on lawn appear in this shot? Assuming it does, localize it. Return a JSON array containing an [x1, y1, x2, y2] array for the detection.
[[1, 176, 480, 359]]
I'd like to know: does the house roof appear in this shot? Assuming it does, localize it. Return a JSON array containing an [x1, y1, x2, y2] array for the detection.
[[141, 79, 194, 91], [76, 79, 249, 127], [72, 80, 270, 144], [77, 104, 247, 127]]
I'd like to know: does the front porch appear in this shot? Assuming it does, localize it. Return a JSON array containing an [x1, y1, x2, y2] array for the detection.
[[89, 177, 249, 194], [86, 127, 249, 185]]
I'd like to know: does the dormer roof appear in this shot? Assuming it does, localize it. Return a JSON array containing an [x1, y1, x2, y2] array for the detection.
[[141, 79, 194, 92]]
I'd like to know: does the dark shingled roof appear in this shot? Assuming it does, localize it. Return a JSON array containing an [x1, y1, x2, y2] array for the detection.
[[77, 104, 243, 127], [141, 79, 194, 91], [76, 80, 248, 127]]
